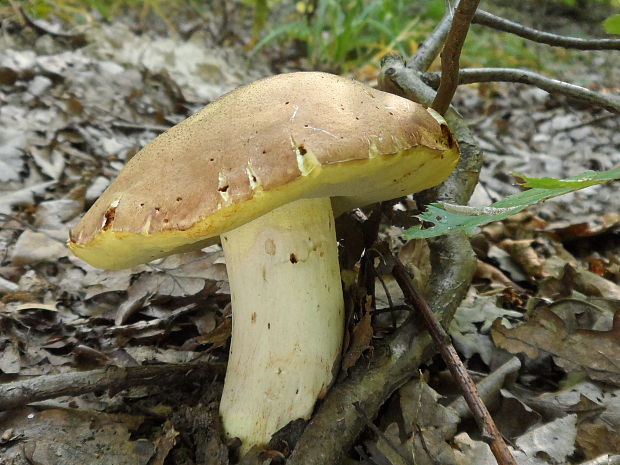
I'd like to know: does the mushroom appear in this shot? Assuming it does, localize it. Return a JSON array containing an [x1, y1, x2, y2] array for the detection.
[[68, 72, 459, 453]]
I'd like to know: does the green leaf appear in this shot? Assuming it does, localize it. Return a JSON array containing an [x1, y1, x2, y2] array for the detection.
[[405, 167, 620, 239], [603, 14, 620, 34]]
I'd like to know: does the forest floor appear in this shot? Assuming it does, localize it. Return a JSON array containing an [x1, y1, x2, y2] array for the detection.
[[0, 3, 619, 465]]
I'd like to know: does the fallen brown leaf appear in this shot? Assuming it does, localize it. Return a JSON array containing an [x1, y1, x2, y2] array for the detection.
[[576, 422, 620, 460], [492, 307, 620, 385]]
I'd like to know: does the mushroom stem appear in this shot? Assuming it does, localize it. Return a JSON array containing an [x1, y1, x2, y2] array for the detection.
[[220, 197, 344, 453]]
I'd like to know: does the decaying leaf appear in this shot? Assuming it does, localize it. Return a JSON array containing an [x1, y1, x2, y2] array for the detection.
[[0, 407, 154, 465], [397, 379, 462, 465], [498, 238, 546, 279], [539, 261, 620, 300], [492, 306, 620, 385], [194, 316, 232, 349], [450, 289, 522, 365], [577, 422, 620, 460], [453, 433, 497, 465], [0, 181, 55, 215], [0, 339, 21, 374], [149, 420, 179, 465], [513, 414, 577, 464]]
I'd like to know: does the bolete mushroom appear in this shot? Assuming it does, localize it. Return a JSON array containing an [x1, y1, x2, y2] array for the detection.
[[68, 72, 459, 453]]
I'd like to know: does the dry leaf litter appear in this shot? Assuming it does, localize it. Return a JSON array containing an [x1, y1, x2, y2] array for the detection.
[[0, 9, 619, 465]]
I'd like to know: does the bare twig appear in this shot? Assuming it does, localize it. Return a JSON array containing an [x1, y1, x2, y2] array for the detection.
[[423, 68, 620, 114], [0, 362, 224, 411], [432, 0, 481, 115], [449, 356, 521, 419], [0, 212, 44, 234], [473, 9, 620, 50], [391, 257, 517, 465], [408, 9, 454, 72]]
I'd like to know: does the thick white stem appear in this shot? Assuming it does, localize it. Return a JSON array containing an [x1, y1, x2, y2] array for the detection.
[[220, 197, 344, 453]]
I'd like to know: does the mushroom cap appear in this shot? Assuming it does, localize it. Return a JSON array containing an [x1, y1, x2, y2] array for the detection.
[[69, 72, 459, 269]]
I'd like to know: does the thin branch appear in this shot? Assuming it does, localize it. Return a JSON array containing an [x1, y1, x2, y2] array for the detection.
[[408, 9, 454, 72], [473, 9, 620, 50], [432, 0, 481, 115], [423, 68, 620, 114], [448, 356, 521, 419], [391, 256, 517, 465], [0, 362, 224, 410]]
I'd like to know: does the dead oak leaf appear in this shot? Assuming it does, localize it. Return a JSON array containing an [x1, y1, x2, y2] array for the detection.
[[492, 308, 620, 386]]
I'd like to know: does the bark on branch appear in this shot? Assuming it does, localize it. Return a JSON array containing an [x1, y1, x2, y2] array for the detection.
[[449, 356, 521, 419], [0, 362, 224, 411], [432, 0, 481, 115], [423, 68, 620, 114]]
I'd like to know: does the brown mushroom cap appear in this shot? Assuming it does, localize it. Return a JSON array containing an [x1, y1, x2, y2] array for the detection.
[[69, 72, 459, 269]]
